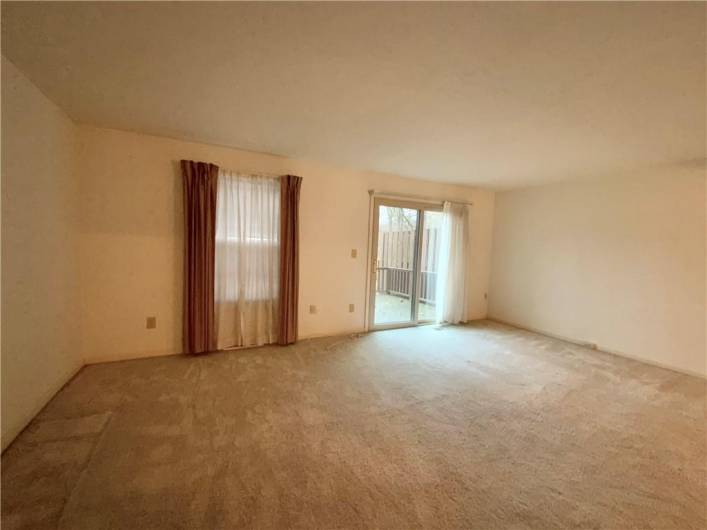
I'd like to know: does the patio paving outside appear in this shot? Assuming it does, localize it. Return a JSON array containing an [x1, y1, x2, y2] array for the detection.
[[374, 292, 436, 325]]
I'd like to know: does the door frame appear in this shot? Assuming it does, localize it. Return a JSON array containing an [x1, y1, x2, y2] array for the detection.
[[367, 197, 441, 331]]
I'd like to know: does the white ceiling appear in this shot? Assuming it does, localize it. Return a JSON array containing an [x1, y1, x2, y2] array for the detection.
[[2, 2, 705, 189]]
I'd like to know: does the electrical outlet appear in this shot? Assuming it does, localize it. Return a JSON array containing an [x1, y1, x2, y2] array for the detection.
[[309, 305, 317, 315], [348, 303, 355, 313], [351, 248, 357, 258], [146, 316, 157, 329]]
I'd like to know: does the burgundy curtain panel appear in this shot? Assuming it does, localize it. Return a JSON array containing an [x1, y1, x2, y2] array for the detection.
[[278, 175, 302, 345], [181, 160, 219, 354]]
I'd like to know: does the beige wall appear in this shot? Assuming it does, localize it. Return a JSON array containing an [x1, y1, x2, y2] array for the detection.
[[489, 165, 706, 376], [0, 62, 494, 446], [1, 57, 83, 449], [77, 126, 495, 363]]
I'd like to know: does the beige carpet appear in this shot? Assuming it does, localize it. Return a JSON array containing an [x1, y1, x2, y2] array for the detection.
[[2, 321, 705, 529]]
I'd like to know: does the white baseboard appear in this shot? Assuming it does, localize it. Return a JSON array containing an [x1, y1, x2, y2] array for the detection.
[[1, 361, 84, 452], [487, 317, 706, 379], [83, 348, 180, 365], [299, 328, 367, 341], [84, 330, 370, 364]]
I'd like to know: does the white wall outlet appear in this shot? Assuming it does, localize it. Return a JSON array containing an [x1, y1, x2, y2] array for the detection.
[[351, 248, 357, 258], [309, 305, 317, 315], [146, 316, 157, 329], [348, 303, 355, 313]]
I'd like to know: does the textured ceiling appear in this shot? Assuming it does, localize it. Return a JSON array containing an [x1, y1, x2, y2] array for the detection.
[[2, 2, 705, 189]]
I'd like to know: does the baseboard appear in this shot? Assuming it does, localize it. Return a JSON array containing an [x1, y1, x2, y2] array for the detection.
[[84, 330, 370, 364], [299, 328, 367, 340], [86, 323, 480, 363], [1, 361, 84, 452], [84, 348, 180, 365], [487, 317, 706, 379]]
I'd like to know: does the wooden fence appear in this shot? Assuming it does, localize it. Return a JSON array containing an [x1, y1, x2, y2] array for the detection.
[[376, 228, 439, 302]]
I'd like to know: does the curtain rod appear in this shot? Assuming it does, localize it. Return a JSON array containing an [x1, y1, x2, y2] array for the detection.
[[368, 189, 473, 206], [219, 167, 283, 179]]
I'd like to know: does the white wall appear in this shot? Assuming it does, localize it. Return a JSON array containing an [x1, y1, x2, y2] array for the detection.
[[489, 165, 706, 376], [77, 126, 495, 363], [1, 57, 83, 449]]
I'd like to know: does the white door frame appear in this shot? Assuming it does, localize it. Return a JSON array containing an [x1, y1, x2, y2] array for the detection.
[[366, 197, 441, 331]]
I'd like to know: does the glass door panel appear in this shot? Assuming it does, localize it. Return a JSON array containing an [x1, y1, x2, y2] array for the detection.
[[418, 210, 443, 322], [373, 205, 419, 326]]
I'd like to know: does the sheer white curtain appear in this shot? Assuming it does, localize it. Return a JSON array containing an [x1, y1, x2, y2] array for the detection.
[[215, 170, 280, 349], [435, 201, 469, 324]]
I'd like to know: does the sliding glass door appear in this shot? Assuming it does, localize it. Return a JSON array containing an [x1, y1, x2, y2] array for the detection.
[[418, 209, 443, 321], [369, 199, 442, 329]]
